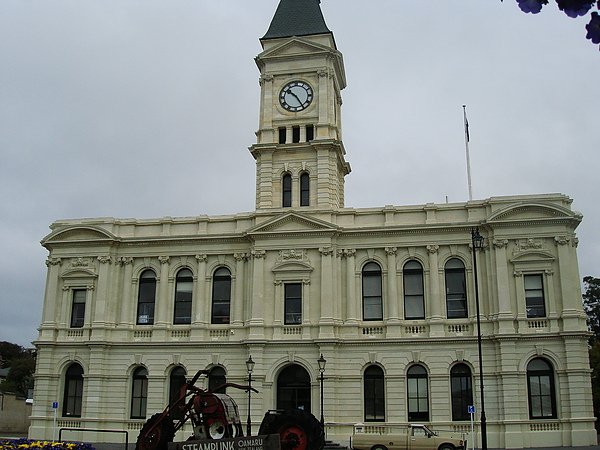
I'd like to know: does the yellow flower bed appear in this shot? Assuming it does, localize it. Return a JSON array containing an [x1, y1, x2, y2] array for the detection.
[[0, 439, 94, 450]]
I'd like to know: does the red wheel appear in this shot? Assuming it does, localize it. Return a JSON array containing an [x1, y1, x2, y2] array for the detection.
[[135, 413, 175, 450], [280, 424, 308, 450], [258, 410, 324, 450]]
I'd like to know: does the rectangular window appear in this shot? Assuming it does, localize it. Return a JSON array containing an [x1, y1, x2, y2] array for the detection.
[[70, 289, 86, 328], [131, 377, 148, 419], [407, 377, 429, 421], [525, 274, 546, 318], [279, 127, 286, 144], [292, 126, 300, 143], [306, 125, 314, 141], [284, 283, 302, 325], [404, 272, 424, 319], [446, 271, 467, 318]]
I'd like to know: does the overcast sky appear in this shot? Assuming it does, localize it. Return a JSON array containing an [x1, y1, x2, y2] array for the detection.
[[1, 1, 598, 348]]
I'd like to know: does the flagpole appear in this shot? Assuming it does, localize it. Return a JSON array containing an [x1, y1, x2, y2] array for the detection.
[[463, 105, 473, 201]]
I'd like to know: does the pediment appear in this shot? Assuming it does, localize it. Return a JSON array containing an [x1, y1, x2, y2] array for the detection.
[[258, 37, 334, 59], [511, 250, 555, 264], [246, 212, 338, 236], [43, 226, 116, 244], [487, 203, 577, 223], [61, 268, 98, 279]]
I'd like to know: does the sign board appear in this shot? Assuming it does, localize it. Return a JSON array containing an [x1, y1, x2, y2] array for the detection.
[[52, 401, 59, 409], [168, 434, 280, 450], [468, 405, 475, 414]]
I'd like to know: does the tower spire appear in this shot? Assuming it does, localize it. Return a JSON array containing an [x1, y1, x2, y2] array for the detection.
[[262, 0, 332, 41]]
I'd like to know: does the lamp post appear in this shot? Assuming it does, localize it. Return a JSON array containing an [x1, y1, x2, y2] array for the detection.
[[246, 356, 255, 437], [471, 228, 487, 450], [317, 354, 327, 430]]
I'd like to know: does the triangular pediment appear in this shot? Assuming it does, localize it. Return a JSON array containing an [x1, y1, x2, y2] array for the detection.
[[258, 37, 335, 60], [487, 203, 577, 223], [43, 226, 116, 244], [246, 212, 338, 236]]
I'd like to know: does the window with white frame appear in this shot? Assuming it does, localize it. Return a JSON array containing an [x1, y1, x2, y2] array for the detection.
[[284, 283, 302, 325], [70, 289, 86, 328], [403, 260, 425, 319], [362, 262, 383, 321], [525, 274, 546, 318]]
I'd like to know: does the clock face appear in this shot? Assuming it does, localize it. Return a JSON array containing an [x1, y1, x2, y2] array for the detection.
[[280, 81, 313, 112]]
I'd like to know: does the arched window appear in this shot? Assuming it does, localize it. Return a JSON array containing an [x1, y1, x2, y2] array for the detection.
[[445, 259, 467, 318], [407, 365, 429, 422], [137, 270, 157, 325], [131, 367, 148, 419], [362, 262, 383, 321], [451, 363, 473, 421], [169, 366, 187, 420], [174, 268, 193, 324], [404, 260, 424, 319], [208, 366, 227, 394], [527, 358, 557, 419], [364, 365, 385, 422], [211, 267, 231, 324], [277, 364, 311, 413], [300, 172, 310, 206], [282, 173, 292, 207], [62, 363, 84, 417]]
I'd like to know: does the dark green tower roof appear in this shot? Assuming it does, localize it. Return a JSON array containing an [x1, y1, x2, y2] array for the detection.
[[262, 0, 332, 40]]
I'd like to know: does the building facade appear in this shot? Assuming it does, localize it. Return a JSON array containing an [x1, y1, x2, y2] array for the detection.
[[30, 1, 596, 448]]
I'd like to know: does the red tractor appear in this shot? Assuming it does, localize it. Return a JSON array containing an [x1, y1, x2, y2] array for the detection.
[[135, 369, 324, 450]]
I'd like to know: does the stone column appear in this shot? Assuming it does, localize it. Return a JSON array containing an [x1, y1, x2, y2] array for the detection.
[[118, 257, 134, 326], [41, 257, 62, 327], [319, 246, 334, 338], [232, 253, 247, 326], [493, 239, 514, 333], [249, 249, 266, 339], [91, 256, 112, 340], [385, 247, 399, 321], [194, 254, 207, 325], [155, 256, 171, 327], [344, 249, 358, 322], [427, 245, 444, 336]]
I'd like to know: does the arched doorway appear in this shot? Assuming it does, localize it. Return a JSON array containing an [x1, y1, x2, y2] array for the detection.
[[277, 364, 311, 413]]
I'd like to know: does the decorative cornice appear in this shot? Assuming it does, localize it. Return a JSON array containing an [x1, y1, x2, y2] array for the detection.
[[426, 245, 439, 254], [116, 256, 134, 266], [71, 257, 90, 268], [385, 247, 398, 256], [493, 239, 509, 249], [234, 253, 249, 262], [319, 247, 334, 256]]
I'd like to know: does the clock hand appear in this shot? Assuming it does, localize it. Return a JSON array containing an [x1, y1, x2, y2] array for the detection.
[[289, 91, 303, 106]]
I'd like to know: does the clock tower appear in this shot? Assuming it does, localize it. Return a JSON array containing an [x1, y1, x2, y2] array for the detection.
[[250, 0, 351, 211]]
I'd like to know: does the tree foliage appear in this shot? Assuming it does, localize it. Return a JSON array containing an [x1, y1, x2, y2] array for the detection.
[[583, 276, 600, 342], [503, 0, 600, 51], [0, 341, 36, 398], [583, 277, 600, 428]]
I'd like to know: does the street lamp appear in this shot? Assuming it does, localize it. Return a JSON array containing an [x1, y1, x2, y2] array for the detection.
[[471, 228, 487, 450], [246, 356, 255, 437], [317, 353, 327, 430]]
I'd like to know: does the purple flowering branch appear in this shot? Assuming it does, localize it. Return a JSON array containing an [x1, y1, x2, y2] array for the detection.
[[502, 0, 600, 50]]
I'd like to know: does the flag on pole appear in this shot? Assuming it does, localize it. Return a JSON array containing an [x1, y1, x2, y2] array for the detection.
[[463, 105, 470, 143]]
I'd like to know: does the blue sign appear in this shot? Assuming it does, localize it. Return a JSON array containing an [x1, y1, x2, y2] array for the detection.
[[52, 401, 58, 409], [468, 405, 475, 414]]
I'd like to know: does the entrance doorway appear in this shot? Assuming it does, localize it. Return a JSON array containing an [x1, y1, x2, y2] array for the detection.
[[276, 364, 311, 413]]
